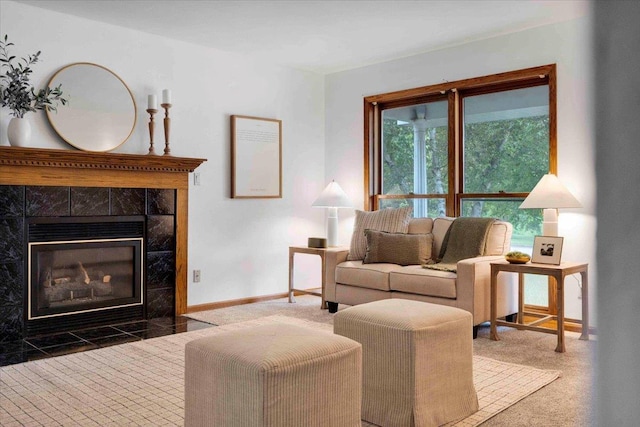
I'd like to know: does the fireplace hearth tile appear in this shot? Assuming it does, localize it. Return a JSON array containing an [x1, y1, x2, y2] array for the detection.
[[126, 316, 177, 338], [70, 187, 110, 216], [111, 188, 145, 215], [147, 287, 175, 318], [0, 346, 48, 366], [0, 339, 38, 355], [0, 218, 23, 261], [112, 320, 151, 334], [147, 252, 175, 289], [0, 318, 214, 367], [0, 185, 24, 216], [147, 216, 175, 251], [174, 318, 215, 332], [0, 262, 22, 305], [43, 341, 99, 357], [147, 189, 175, 215], [0, 304, 23, 342], [92, 333, 141, 348], [127, 325, 175, 340], [148, 316, 177, 328], [26, 186, 70, 217], [25, 332, 86, 349], [71, 326, 126, 341]]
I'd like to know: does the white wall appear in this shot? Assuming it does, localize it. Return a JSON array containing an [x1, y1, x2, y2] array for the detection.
[[0, 1, 327, 306], [324, 17, 596, 323], [1, 2, 596, 321]]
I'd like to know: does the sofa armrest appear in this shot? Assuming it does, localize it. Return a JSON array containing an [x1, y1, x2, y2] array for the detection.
[[325, 249, 350, 302], [456, 256, 517, 325]]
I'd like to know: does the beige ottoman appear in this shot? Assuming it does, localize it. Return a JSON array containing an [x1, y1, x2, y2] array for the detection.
[[184, 322, 362, 427], [334, 299, 478, 427]]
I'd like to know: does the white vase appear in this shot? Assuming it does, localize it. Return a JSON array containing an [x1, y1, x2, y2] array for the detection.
[[7, 117, 32, 147]]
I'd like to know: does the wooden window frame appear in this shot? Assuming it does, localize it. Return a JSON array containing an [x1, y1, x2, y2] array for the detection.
[[363, 64, 557, 314], [364, 64, 557, 213]]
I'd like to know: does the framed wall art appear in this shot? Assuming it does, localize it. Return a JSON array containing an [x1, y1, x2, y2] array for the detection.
[[231, 115, 282, 198], [532, 235, 564, 265]]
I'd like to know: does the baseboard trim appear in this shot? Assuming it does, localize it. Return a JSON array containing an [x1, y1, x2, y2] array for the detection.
[[185, 292, 290, 313]]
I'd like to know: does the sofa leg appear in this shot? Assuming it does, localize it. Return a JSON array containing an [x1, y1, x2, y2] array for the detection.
[[473, 325, 479, 339], [327, 302, 339, 313]]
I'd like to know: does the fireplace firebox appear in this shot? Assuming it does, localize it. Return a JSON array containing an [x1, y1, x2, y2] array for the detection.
[[26, 216, 145, 335]]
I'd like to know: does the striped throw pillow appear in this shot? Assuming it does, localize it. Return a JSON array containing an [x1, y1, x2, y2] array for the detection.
[[347, 207, 412, 261]]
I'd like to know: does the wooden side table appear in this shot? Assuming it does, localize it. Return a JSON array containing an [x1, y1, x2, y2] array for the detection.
[[288, 246, 349, 309], [490, 260, 589, 353]]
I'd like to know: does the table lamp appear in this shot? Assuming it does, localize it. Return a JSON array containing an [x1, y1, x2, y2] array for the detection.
[[519, 173, 582, 236], [312, 180, 353, 247]]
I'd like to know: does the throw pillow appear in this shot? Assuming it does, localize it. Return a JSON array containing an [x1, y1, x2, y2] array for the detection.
[[347, 206, 412, 261], [363, 230, 433, 266]]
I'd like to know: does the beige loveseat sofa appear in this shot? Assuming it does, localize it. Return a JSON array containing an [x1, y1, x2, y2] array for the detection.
[[325, 216, 518, 338]]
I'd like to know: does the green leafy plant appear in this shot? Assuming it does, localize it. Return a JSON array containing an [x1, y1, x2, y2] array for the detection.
[[0, 35, 67, 118]]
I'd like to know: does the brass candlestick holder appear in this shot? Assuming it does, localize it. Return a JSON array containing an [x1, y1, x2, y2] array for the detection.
[[146, 108, 158, 155], [161, 103, 172, 156]]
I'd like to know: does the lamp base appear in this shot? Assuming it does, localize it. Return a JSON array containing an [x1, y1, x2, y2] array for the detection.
[[542, 208, 559, 236], [326, 207, 338, 247]]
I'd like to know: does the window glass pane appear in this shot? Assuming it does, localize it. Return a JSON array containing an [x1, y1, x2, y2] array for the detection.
[[381, 101, 448, 198], [461, 198, 546, 305], [463, 86, 549, 193], [523, 274, 549, 307], [460, 199, 541, 243], [379, 198, 446, 218]]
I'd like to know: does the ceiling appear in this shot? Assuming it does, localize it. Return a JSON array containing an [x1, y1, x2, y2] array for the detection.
[[16, 0, 590, 74]]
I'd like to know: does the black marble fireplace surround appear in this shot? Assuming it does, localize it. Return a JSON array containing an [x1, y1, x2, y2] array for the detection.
[[0, 185, 177, 341]]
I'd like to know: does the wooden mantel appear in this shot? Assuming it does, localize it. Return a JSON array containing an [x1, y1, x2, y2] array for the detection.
[[0, 146, 205, 173], [0, 146, 207, 316]]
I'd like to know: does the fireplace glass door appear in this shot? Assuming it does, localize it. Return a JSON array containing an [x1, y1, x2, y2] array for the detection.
[[29, 238, 143, 320]]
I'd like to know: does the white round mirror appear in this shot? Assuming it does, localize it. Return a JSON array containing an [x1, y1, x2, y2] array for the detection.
[[46, 63, 137, 152]]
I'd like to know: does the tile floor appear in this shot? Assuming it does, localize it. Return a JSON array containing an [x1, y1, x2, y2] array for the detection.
[[0, 316, 215, 367]]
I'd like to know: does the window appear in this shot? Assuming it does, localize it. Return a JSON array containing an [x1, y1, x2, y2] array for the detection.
[[380, 98, 449, 217], [364, 64, 557, 309]]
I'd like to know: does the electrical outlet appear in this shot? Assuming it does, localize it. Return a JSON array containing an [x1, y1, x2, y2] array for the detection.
[[193, 270, 201, 283], [193, 173, 201, 186]]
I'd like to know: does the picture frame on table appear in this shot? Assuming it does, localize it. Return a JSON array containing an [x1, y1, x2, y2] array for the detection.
[[532, 235, 564, 265]]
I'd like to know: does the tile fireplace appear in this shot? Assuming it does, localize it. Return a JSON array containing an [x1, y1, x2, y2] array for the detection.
[[0, 147, 206, 341]]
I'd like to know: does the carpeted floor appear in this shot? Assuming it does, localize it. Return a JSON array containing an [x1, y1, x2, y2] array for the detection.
[[1, 312, 560, 427], [0, 295, 594, 426], [187, 295, 595, 426]]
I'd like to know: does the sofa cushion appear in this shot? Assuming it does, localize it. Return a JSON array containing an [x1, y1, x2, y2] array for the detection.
[[484, 221, 512, 255], [431, 217, 455, 258], [407, 217, 433, 234], [336, 261, 401, 291], [347, 207, 412, 261], [363, 230, 433, 266], [389, 266, 457, 299]]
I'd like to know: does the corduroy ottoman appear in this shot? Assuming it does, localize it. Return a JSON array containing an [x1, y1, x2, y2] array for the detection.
[[334, 299, 478, 427], [184, 322, 362, 427]]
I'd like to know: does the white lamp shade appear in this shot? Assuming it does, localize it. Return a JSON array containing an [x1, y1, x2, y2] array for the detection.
[[519, 174, 582, 209], [312, 180, 353, 208]]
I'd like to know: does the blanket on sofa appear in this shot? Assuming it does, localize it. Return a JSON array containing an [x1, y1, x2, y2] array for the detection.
[[423, 217, 496, 272]]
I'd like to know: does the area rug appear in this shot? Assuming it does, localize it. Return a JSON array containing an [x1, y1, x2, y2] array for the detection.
[[0, 315, 560, 426], [186, 293, 338, 325]]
